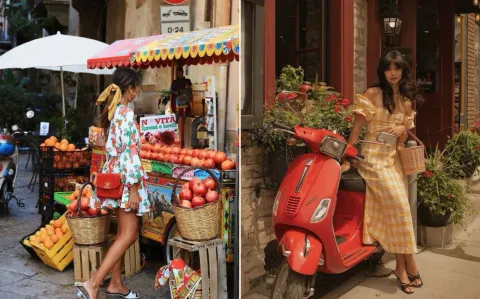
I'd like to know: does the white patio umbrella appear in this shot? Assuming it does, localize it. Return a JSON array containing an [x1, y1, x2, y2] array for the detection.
[[0, 32, 114, 121]]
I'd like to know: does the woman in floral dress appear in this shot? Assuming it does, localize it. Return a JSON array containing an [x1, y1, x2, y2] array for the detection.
[[78, 68, 148, 299], [346, 51, 424, 295]]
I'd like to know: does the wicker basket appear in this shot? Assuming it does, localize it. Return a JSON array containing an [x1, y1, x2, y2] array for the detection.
[[66, 182, 112, 245], [172, 167, 222, 241], [398, 130, 426, 175]]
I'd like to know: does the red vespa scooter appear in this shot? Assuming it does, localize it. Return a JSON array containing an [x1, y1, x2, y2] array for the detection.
[[271, 122, 392, 298]]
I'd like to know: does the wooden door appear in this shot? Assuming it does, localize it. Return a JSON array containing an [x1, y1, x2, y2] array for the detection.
[[415, 0, 454, 148]]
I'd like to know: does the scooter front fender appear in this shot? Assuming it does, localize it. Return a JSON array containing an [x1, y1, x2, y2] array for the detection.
[[279, 228, 323, 275]]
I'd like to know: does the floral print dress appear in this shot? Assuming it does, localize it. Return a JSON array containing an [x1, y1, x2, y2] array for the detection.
[[90, 104, 150, 215]]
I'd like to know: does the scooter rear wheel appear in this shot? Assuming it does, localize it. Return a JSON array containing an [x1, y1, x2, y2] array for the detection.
[[271, 261, 313, 299]]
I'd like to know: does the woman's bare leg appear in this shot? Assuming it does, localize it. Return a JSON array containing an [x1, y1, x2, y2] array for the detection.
[[405, 254, 422, 286], [82, 209, 138, 299], [394, 254, 414, 293], [107, 213, 129, 295]]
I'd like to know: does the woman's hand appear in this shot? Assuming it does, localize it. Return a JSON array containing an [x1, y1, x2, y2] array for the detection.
[[127, 186, 141, 211], [387, 125, 406, 137]]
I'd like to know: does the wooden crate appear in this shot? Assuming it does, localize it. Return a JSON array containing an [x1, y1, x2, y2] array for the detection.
[[74, 237, 142, 286], [31, 215, 74, 272], [168, 237, 227, 299], [73, 243, 108, 286]]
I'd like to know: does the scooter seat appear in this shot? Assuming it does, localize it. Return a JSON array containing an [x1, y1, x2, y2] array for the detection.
[[339, 168, 366, 193]]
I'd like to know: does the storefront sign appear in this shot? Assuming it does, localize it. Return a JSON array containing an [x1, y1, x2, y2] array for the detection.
[[160, 5, 190, 34], [164, 0, 187, 5], [39, 122, 49, 136], [160, 5, 189, 22], [140, 114, 180, 146], [160, 22, 190, 34]]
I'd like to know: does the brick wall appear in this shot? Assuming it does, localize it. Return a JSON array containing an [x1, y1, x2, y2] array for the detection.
[[353, 0, 368, 96], [240, 132, 277, 295], [467, 14, 476, 126]]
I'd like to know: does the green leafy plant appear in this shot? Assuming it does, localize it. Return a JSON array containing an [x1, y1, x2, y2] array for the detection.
[[417, 147, 471, 226], [442, 130, 480, 179], [250, 83, 355, 152], [275, 65, 304, 93]]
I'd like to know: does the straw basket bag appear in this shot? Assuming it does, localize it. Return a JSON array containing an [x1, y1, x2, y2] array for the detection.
[[172, 167, 222, 241], [398, 130, 426, 175], [66, 182, 112, 245]]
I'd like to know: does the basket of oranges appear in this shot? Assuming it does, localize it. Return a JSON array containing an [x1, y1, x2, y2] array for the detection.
[[66, 182, 113, 245], [40, 136, 91, 172]]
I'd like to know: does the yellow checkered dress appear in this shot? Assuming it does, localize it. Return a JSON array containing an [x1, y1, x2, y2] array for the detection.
[[353, 94, 417, 254]]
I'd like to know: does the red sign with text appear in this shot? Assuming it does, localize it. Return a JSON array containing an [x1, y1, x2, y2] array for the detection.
[[165, 0, 187, 5]]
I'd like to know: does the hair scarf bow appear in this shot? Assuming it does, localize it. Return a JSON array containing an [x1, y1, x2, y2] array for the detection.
[[96, 83, 122, 121]]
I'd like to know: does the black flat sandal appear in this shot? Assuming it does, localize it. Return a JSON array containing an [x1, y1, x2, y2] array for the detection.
[[407, 271, 424, 288], [392, 271, 415, 294]]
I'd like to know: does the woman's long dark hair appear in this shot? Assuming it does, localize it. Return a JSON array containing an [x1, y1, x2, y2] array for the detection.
[[98, 68, 141, 131], [374, 50, 424, 114]]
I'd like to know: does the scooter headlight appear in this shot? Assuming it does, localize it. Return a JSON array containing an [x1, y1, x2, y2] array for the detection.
[[310, 198, 331, 223], [319, 136, 347, 159], [272, 190, 281, 216]]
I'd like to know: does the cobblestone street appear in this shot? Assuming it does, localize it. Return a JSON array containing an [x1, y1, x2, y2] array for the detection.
[[0, 154, 169, 299]]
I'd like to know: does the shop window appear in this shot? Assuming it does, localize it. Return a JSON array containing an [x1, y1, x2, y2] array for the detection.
[[416, 0, 440, 94], [276, 0, 326, 82], [241, 0, 264, 130]]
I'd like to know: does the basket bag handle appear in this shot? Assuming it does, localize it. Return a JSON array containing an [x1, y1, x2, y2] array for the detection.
[[75, 182, 95, 216], [171, 166, 222, 206], [405, 129, 424, 146]]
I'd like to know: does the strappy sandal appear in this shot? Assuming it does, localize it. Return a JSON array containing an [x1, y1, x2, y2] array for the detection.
[[106, 290, 140, 298], [407, 271, 424, 288], [392, 271, 415, 294]]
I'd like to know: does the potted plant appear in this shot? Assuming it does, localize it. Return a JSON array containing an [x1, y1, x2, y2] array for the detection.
[[442, 130, 480, 179], [250, 65, 357, 187], [417, 147, 470, 227]]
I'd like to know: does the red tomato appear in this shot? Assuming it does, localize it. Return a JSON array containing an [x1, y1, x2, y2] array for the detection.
[[203, 177, 216, 190], [203, 159, 216, 169], [213, 152, 227, 164], [192, 181, 207, 196], [192, 196, 205, 207], [189, 178, 202, 190], [221, 159, 235, 170], [205, 190, 219, 203]]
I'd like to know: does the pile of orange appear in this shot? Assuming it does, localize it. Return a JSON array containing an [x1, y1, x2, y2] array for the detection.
[[27, 218, 69, 250], [41, 136, 76, 152]]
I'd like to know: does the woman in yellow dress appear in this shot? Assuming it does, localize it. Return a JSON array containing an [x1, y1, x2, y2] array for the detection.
[[346, 50, 424, 294]]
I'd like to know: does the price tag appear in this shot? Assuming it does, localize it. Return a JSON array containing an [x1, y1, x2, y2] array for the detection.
[[161, 22, 190, 34]]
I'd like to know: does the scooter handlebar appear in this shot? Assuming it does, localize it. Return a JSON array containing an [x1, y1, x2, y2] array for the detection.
[[273, 123, 294, 131]]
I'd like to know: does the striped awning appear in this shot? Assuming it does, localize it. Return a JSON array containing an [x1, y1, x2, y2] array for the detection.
[[87, 25, 240, 69]]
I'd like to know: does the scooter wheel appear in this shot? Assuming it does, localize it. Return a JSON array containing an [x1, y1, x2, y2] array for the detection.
[[271, 261, 313, 299]]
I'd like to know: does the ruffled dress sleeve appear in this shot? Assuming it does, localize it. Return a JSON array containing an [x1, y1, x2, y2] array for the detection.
[[118, 107, 144, 187], [403, 111, 417, 129], [353, 94, 378, 122]]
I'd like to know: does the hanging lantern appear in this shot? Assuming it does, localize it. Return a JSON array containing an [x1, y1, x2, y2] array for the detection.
[[475, 0, 479, 6], [378, 0, 403, 35]]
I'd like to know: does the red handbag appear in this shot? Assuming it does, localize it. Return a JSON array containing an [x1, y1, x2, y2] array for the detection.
[[95, 173, 124, 200]]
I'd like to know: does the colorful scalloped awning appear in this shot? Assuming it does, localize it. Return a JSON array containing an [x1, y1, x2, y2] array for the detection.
[[87, 25, 239, 69]]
